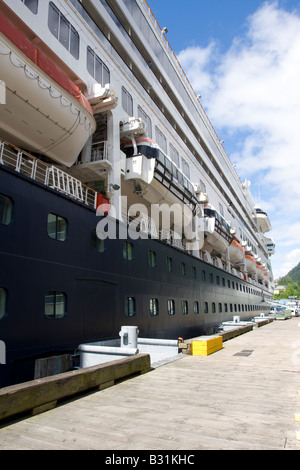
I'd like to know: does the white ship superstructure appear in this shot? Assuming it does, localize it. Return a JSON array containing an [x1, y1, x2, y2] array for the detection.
[[0, 0, 274, 387], [0, 0, 274, 290]]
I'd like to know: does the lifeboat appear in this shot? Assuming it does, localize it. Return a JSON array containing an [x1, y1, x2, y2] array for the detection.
[[255, 207, 272, 233], [256, 264, 265, 280], [0, 14, 96, 167], [245, 254, 257, 276], [203, 204, 232, 255], [228, 238, 244, 265], [121, 137, 198, 232]]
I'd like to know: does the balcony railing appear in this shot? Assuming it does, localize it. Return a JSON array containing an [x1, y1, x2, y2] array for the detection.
[[0, 140, 98, 209]]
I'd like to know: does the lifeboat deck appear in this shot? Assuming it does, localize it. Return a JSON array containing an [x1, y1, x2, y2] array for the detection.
[[1, 318, 300, 450]]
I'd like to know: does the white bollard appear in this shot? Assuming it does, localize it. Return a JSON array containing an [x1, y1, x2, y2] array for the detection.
[[119, 326, 139, 349]]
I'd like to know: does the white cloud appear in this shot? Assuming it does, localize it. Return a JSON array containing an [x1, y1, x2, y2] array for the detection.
[[177, 42, 218, 98], [178, 1, 300, 277], [272, 248, 300, 279]]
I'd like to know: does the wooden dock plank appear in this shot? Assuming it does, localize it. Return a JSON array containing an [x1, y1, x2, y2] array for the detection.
[[1, 319, 300, 450]]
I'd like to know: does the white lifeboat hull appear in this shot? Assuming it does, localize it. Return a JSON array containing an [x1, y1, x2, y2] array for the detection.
[[229, 240, 244, 265], [123, 176, 194, 232], [204, 218, 230, 254], [0, 33, 96, 167], [256, 265, 265, 280], [245, 255, 257, 275]]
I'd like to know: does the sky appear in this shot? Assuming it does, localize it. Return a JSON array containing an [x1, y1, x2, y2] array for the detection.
[[148, 0, 300, 280]]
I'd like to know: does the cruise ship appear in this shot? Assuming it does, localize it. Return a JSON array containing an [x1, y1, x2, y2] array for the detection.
[[0, 0, 275, 387]]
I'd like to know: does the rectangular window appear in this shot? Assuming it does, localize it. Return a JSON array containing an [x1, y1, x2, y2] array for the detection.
[[182, 301, 188, 315], [167, 299, 175, 316], [91, 229, 105, 253], [193, 301, 199, 315], [180, 262, 186, 276], [123, 242, 133, 260], [122, 86, 133, 115], [169, 144, 179, 167], [155, 126, 167, 153], [47, 213, 68, 241], [138, 106, 152, 138], [200, 179, 206, 193], [204, 302, 209, 314], [124, 297, 136, 317], [45, 292, 66, 319], [21, 0, 38, 14], [218, 303, 222, 313], [166, 257, 173, 272], [150, 298, 159, 316], [212, 302, 216, 313], [0, 194, 13, 225], [0, 287, 7, 320], [148, 250, 156, 267], [48, 2, 79, 59], [181, 157, 190, 179], [87, 47, 110, 86], [209, 273, 214, 283], [202, 270, 206, 281], [191, 266, 197, 279]]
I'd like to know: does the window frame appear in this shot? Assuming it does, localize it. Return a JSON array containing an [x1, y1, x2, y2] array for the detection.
[[0, 287, 8, 320], [124, 297, 136, 317], [149, 298, 159, 316], [47, 213, 68, 242], [45, 291, 67, 319], [0, 194, 14, 226], [167, 299, 175, 316], [21, 0, 38, 14], [48, 2, 79, 59], [193, 301, 199, 315], [91, 229, 105, 253], [87, 46, 110, 86], [123, 241, 134, 260], [181, 300, 188, 315], [148, 250, 156, 268], [122, 86, 133, 115]]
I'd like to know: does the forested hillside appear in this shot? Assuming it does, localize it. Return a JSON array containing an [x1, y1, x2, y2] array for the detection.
[[274, 262, 300, 299], [278, 262, 300, 284]]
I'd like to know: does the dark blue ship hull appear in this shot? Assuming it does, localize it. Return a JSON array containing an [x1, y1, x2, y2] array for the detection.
[[0, 166, 272, 387]]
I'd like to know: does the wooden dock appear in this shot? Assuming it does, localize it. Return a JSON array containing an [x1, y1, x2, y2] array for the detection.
[[1, 318, 300, 450]]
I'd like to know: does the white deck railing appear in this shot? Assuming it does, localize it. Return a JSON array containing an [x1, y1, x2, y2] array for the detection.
[[0, 140, 98, 209]]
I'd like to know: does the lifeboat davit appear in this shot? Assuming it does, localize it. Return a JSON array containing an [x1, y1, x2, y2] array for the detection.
[[229, 239, 244, 265], [0, 13, 96, 167]]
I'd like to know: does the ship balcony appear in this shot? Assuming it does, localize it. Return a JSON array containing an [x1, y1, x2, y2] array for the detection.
[[69, 141, 113, 182], [0, 140, 98, 208], [90, 141, 112, 170]]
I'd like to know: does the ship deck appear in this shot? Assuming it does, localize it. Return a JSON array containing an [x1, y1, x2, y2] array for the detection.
[[1, 318, 300, 451]]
